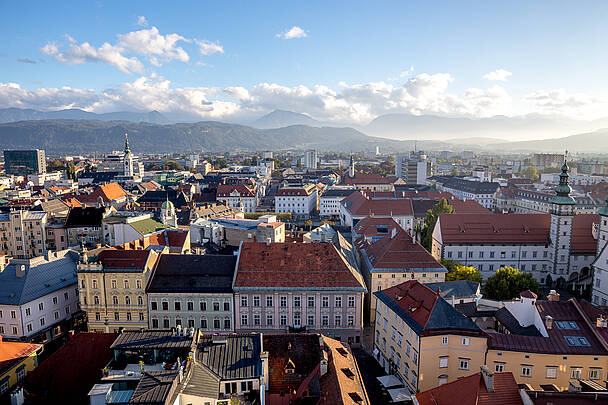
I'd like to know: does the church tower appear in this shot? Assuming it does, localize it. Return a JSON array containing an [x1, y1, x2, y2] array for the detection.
[[349, 154, 355, 178], [160, 197, 177, 228], [124, 133, 134, 177], [549, 155, 575, 279]]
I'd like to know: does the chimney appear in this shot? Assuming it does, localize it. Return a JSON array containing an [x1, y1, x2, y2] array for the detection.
[[597, 316, 608, 328], [16, 265, 26, 278], [547, 290, 560, 302], [266, 238, 271, 246], [545, 315, 553, 330], [480, 365, 494, 392]]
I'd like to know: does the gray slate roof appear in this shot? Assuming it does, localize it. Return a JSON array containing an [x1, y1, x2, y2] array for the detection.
[[198, 335, 262, 380], [0, 251, 78, 305], [425, 281, 480, 300], [111, 331, 193, 350], [129, 371, 178, 404]]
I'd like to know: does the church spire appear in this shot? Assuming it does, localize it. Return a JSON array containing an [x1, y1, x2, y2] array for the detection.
[[551, 151, 575, 206], [124, 133, 131, 155]]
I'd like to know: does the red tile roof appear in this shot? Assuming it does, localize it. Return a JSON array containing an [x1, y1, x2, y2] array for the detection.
[[95, 182, 127, 201], [358, 229, 445, 270], [353, 216, 402, 238], [415, 371, 523, 405], [217, 184, 256, 198], [0, 340, 41, 375], [488, 299, 608, 355], [342, 191, 413, 217], [98, 249, 154, 269], [377, 280, 439, 329], [438, 213, 598, 249], [343, 173, 397, 185], [520, 290, 538, 299], [234, 242, 365, 290], [449, 199, 490, 214], [275, 184, 316, 196], [25, 332, 118, 404]]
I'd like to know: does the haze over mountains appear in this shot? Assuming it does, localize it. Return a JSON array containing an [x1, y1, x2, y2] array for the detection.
[[0, 107, 607, 153]]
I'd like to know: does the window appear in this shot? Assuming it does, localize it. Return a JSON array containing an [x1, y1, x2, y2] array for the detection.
[[38, 302, 44, 311], [54, 311, 59, 320], [114, 312, 119, 321], [266, 315, 273, 326], [162, 301, 169, 311], [112, 296, 119, 305], [413, 350, 418, 365], [52, 296, 58, 305], [564, 336, 591, 346], [280, 315, 287, 326], [111, 279, 117, 289], [294, 296, 301, 307], [322, 315, 329, 326], [441, 336, 448, 345], [347, 315, 354, 326], [213, 302, 220, 311], [126, 312, 131, 321], [439, 356, 448, 368], [201, 318, 207, 329], [280, 296, 287, 307], [555, 321, 579, 330], [241, 314, 248, 326], [589, 368, 602, 380], [174, 301, 181, 311], [92, 279, 97, 289], [253, 296, 260, 307], [136, 280, 142, 289], [94, 296, 99, 305], [214, 319, 220, 329], [125, 296, 131, 306], [495, 362, 505, 372], [200, 301, 207, 311], [308, 296, 315, 307], [11, 326, 17, 335], [139, 312, 144, 321], [521, 365, 532, 377], [65, 306, 70, 315], [25, 308, 30, 317], [187, 301, 194, 311], [152, 318, 159, 328], [322, 296, 329, 308], [137, 296, 143, 306], [335, 315, 342, 326], [462, 337, 470, 346], [459, 358, 469, 370], [335, 296, 342, 308], [571, 367, 582, 379], [348, 296, 355, 308], [26, 323, 32, 332], [124, 280, 129, 289], [223, 302, 229, 311], [308, 315, 315, 326], [241, 296, 248, 307], [266, 296, 273, 307], [224, 319, 230, 329], [546, 366, 557, 379], [163, 318, 170, 328], [254, 314, 261, 326]]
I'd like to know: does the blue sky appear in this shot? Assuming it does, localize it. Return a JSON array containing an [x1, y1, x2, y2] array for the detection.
[[1, 0, 607, 122]]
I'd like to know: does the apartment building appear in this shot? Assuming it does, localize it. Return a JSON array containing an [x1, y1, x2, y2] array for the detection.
[[77, 248, 161, 332], [319, 188, 356, 218], [340, 190, 414, 230], [373, 280, 488, 392], [216, 184, 258, 213], [0, 211, 47, 259], [233, 241, 367, 345], [274, 184, 318, 216], [146, 254, 236, 332]]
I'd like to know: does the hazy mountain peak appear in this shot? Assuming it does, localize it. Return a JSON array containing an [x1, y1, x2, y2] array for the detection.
[[252, 109, 319, 129]]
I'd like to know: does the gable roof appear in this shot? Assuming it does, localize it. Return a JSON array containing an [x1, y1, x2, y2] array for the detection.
[[0, 340, 41, 375], [147, 254, 236, 294], [415, 371, 523, 405], [98, 249, 154, 271], [197, 334, 262, 380], [0, 251, 78, 305], [129, 218, 168, 236], [216, 184, 255, 198], [373, 280, 482, 336], [129, 371, 179, 405], [425, 280, 480, 300], [343, 173, 397, 185], [93, 182, 127, 202], [65, 207, 105, 227], [342, 191, 413, 217], [358, 229, 446, 272], [234, 242, 366, 291]]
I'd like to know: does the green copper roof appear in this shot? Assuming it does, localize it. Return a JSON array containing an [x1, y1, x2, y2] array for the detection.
[[551, 158, 575, 205]]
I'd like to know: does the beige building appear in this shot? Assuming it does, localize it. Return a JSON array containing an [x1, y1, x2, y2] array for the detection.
[[373, 280, 488, 393], [77, 247, 162, 332], [0, 211, 47, 259]]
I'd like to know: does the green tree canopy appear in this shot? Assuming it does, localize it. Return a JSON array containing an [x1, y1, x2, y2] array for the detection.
[[483, 266, 539, 300], [422, 198, 454, 251], [165, 160, 183, 171], [445, 265, 482, 284], [521, 166, 539, 181]]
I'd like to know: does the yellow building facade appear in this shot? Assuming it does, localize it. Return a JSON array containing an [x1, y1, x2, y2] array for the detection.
[[0, 340, 42, 395]]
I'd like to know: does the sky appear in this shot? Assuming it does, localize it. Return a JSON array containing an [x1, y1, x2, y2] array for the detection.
[[1, 0, 607, 124]]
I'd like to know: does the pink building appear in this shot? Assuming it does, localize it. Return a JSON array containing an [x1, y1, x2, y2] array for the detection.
[[233, 241, 367, 346]]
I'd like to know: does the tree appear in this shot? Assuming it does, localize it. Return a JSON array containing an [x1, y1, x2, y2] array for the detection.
[[422, 199, 454, 251], [440, 259, 460, 273], [521, 166, 539, 181], [445, 265, 482, 284], [165, 160, 183, 171], [483, 266, 539, 300]]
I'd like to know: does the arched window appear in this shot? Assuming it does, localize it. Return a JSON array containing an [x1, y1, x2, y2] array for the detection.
[[125, 296, 131, 306], [137, 296, 143, 306], [113, 296, 118, 305], [94, 296, 99, 305]]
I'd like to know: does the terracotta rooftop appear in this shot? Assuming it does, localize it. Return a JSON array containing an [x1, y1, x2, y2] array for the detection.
[[520, 290, 538, 299], [275, 184, 316, 196], [374, 280, 482, 336], [487, 299, 608, 355], [341, 191, 413, 217], [98, 249, 155, 270], [352, 216, 402, 239], [217, 184, 256, 198], [438, 213, 598, 251], [234, 242, 366, 291], [0, 339, 42, 375], [414, 371, 523, 405], [358, 228, 446, 271], [343, 173, 397, 185]]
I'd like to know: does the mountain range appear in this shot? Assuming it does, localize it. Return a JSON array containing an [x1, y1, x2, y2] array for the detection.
[[0, 108, 169, 124]]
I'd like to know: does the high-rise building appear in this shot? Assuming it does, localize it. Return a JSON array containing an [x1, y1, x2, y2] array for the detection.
[[304, 150, 317, 169], [3, 149, 46, 176], [395, 151, 432, 184]]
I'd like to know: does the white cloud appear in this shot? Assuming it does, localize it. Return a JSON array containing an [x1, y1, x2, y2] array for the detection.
[[483, 69, 512, 82], [525, 88, 607, 119], [195, 39, 224, 55], [137, 16, 148, 27], [40, 36, 144, 74], [276, 26, 307, 39], [11, 73, 608, 123], [40, 26, 222, 72]]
